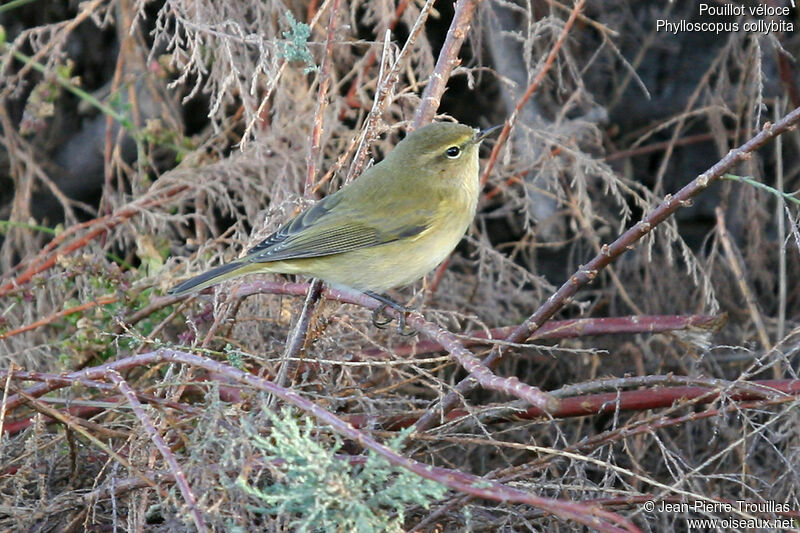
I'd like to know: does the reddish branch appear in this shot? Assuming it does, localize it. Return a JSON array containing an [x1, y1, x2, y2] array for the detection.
[[2, 369, 198, 435], [7, 382, 165, 497], [0, 294, 118, 340], [361, 375, 800, 431], [361, 314, 721, 359], [776, 45, 800, 109], [166, 281, 549, 410], [6, 358, 796, 531], [153, 285, 715, 411], [7, 362, 796, 530], [605, 131, 735, 163], [1, 404, 104, 438], [447, 379, 800, 422], [411, 391, 800, 530]]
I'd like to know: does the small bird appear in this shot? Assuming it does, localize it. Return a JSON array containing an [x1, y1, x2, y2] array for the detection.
[[169, 121, 498, 329]]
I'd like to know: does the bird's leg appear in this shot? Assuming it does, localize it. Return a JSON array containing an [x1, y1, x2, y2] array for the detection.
[[365, 291, 416, 335]]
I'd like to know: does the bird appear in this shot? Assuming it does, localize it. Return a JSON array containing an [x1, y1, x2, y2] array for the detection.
[[168, 121, 498, 331]]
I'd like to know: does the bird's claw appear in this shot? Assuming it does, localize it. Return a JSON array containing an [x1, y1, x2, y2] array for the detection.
[[370, 302, 416, 336], [396, 312, 416, 336], [371, 304, 393, 329]]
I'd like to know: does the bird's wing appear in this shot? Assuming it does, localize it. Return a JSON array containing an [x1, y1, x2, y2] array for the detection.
[[245, 192, 430, 262]]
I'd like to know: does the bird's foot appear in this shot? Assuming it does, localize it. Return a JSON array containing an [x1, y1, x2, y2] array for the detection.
[[366, 292, 416, 336], [371, 304, 393, 328]]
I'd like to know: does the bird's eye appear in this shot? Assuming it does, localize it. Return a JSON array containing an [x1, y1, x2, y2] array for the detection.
[[445, 146, 461, 159]]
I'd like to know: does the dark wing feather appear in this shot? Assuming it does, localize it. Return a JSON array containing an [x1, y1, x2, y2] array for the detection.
[[245, 193, 429, 263], [246, 194, 341, 257]]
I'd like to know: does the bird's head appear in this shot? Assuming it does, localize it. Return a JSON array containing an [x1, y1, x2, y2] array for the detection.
[[385, 122, 499, 179]]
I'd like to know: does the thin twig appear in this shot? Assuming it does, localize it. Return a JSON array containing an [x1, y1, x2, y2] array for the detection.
[[412, 389, 800, 530], [407, 309, 558, 411], [304, 0, 341, 194], [241, 0, 333, 143], [480, 0, 586, 187], [0, 366, 13, 448], [341, 0, 414, 113], [194, 280, 555, 409], [347, 29, 394, 182], [2, 369, 197, 419], [416, 378, 800, 430], [272, 278, 324, 401], [605, 131, 735, 163], [565, 185, 642, 314], [714, 207, 772, 355], [0, 105, 80, 228], [722, 173, 800, 206], [543, 0, 618, 37], [10, 384, 151, 487], [0, 0, 107, 100], [107, 370, 207, 533], [648, 32, 730, 196], [774, 102, 787, 343], [3, 45, 131, 127], [242, 282, 556, 408], [101, 0, 140, 215]]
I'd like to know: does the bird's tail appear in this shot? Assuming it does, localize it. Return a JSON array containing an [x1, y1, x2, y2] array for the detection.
[[168, 261, 262, 296]]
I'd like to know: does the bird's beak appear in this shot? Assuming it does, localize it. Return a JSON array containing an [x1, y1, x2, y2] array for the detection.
[[473, 124, 503, 144]]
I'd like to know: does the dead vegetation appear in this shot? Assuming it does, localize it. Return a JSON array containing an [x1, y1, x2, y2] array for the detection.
[[1, 0, 800, 531]]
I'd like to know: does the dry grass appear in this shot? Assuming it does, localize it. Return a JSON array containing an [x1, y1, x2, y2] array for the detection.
[[1, 1, 800, 531]]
